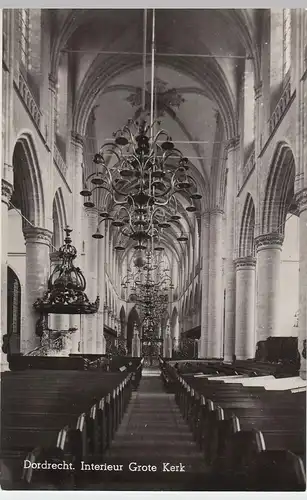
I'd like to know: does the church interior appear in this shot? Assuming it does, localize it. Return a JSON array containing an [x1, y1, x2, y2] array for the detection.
[[1, 8, 307, 491]]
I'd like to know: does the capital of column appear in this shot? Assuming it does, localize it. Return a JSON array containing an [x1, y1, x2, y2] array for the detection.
[[50, 250, 61, 263], [23, 226, 53, 246], [200, 209, 210, 220], [295, 188, 307, 214], [226, 136, 240, 152], [254, 233, 284, 252], [71, 131, 84, 149], [84, 207, 98, 218], [235, 256, 256, 270], [48, 73, 57, 93], [209, 208, 224, 217], [254, 83, 263, 100], [2, 178, 14, 205]]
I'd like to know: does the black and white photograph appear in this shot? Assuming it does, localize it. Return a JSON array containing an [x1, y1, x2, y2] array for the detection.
[[1, 6, 307, 492]]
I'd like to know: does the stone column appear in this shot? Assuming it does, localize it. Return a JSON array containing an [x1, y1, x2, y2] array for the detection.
[[235, 257, 256, 359], [255, 233, 284, 342], [1, 176, 14, 370], [84, 208, 98, 353], [104, 305, 108, 329], [114, 317, 119, 338], [49, 251, 70, 332], [69, 132, 84, 254], [123, 320, 128, 339], [172, 317, 180, 351], [96, 234, 106, 354], [118, 319, 127, 354], [2, 11, 15, 171], [163, 333, 172, 358], [69, 132, 84, 338], [224, 139, 239, 361], [48, 75, 56, 218], [23, 226, 52, 353], [110, 312, 115, 330], [132, 326, 141, 357], [207, 209, 224, 358], [296, 189, 307, 379], [199, 211, 210, 357], [79, 315, 85, 354]]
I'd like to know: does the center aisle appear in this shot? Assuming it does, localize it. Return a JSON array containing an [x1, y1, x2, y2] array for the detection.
[[83, 367, 209, 490]]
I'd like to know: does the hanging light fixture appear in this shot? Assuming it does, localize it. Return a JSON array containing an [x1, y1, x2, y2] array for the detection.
[[121, 244, 174, 326], [81, 9, 201, 248]]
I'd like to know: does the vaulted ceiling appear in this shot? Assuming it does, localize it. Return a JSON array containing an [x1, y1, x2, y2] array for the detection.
[[51, 8, 260, 267]]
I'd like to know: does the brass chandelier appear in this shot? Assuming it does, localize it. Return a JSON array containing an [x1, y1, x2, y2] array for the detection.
[[122, 248, 173, 327], [80, 9, 201, 249]]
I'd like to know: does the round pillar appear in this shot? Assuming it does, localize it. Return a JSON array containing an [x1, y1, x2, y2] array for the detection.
[[69, 133, 85, 346], [1, 178, 14, 370], [49, 251, 70, 332], [104, 305, 108, 328], [172, 318, 179, 351], [199, 211, 210, 357], [207, 209, 224, 358], [224, 139, 239, 361], [23, 226, 52, 353], [235, 257, 256, 359], [132, 325, 141, 357], [296, 189, 307, 379], [96, 234, 106, 354], [84, 209, 98, 353], [255, 233, 284, 342], [70, 132, 84, 261]]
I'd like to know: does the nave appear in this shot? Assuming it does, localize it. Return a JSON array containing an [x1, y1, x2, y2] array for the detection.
[[1, 7, 307, 493], [1, 356, 306, 491]]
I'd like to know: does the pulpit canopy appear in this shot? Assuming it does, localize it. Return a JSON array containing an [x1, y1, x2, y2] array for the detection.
[[33, 227, 99, 314]]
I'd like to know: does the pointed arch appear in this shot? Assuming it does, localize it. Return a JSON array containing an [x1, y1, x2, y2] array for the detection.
[[52, 187, 67, 249], [119, 305, 126, 337], [11, 132, 45, 228], [171, 306, 178, 325], [127, 306, 140, 354], [239, 193, 256, 257], [261, 142, 296, 235], [119, 305, 126, 322]]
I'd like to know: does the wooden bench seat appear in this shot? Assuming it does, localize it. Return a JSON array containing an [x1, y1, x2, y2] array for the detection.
[[172, 368, 306, 489], [1, 369, 134, 489]]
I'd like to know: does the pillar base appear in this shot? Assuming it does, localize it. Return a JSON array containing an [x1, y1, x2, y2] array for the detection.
[[1, 355, 10, 372]]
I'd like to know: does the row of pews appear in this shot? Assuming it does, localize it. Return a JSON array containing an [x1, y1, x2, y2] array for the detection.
[[160, 358, 306, 491], [1, 356, 143, 490]]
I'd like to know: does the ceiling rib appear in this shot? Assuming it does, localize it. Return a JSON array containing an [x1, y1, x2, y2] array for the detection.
[[62, 49, 252, 59], [84, 137, 227, 145]]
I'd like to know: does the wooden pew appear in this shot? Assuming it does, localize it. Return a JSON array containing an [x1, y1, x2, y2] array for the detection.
[[1, 370, 134, 489], [182, 375, 305, 459], [173, 371, 306, 490]]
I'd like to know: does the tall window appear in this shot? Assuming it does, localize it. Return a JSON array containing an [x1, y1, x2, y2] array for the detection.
[[19, 9, 30, 67], [283, 9, 291, 78]]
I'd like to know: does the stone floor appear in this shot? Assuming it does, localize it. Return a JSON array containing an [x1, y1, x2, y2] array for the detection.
[[80, 368, 209, 490]]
